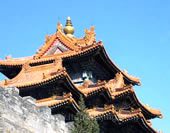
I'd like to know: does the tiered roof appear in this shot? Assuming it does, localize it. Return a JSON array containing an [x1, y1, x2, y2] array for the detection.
[[0, 17, 162, 132]]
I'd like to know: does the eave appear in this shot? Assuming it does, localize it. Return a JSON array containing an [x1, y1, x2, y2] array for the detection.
[[131, 92, 163, 119], [62, 41, 141, 85], [88, 106, 158, 133], [0, 40, 140, 85], [0, 61, 82, 98], [99, 46, 141, 85], [36, 93, 79, 114], [112, 87, 163, 120], [78, 77, 162, 120]]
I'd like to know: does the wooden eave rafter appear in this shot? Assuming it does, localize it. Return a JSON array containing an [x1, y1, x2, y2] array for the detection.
[[88, 106, 158, 133]]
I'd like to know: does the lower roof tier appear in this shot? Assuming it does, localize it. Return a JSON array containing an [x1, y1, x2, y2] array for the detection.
[[33, 75, 162, 120], [36, 94, 159, 133], [0, 65, 162, 120]]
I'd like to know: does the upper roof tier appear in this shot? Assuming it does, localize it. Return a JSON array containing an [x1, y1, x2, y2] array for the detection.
[[0, 17, 141, 85], [0, 17, 95, 64]]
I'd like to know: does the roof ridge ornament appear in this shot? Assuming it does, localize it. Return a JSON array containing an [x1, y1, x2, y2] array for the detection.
[[64, 17, 75, 37], [54, 57, 64, 73], [123, 70, 141, 85], [5, 55, 12, 60], [4, 78, 8, 85], [57, 21, 63, 31]]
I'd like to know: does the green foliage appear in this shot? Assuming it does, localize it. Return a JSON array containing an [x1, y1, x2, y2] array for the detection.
[[72, 95, 100, 133]]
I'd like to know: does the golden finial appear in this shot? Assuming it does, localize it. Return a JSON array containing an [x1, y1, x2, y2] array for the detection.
[[64, 17, 75, 37]]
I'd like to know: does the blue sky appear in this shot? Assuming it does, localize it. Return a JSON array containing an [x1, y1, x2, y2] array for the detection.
[[0, 0, 169, 132]]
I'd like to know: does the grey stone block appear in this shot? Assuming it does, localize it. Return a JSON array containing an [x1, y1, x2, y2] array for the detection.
[[0, 86, 73, 133], [23, 96, 36, 104]]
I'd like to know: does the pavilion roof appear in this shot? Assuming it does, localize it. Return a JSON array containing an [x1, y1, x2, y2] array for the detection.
[[0, 17, 162, 133]]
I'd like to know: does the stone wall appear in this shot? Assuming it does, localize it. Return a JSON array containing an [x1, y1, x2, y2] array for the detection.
[[0, 86, 74, 133]]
